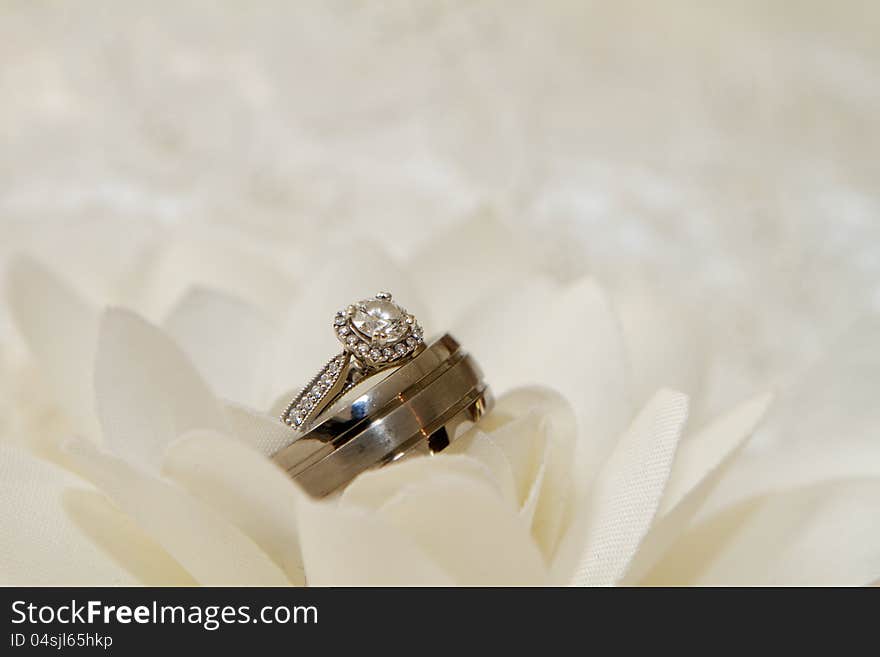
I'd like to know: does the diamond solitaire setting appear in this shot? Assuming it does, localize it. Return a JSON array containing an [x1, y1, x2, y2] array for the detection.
[[352, 299, 409, 343], [335, 292, 424, 368]]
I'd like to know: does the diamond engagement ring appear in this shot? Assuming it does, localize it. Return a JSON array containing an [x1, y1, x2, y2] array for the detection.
[[271, 292, 493, 497], [279, 292, 425, 432]]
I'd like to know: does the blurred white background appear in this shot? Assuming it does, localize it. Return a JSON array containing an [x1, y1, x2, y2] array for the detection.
[[1, 0, 878, 408]]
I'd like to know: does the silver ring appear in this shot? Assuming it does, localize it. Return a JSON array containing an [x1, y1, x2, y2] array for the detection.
[[271, 293, 492, 497], [279, 291, 426, 433]]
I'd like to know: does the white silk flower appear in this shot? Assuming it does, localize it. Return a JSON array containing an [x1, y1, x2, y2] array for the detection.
[[1, 215, 878, 586]]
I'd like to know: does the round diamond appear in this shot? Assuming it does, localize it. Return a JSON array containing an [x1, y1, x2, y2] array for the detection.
[[346, 335, 358, 347], [382, 347, 394, 360], [328, 361, 340, 374], [395, 343, 408, 357], [406, 337, 419, 347], [337, 326, 349, 336], [369, 348, 382, 361], [357, 343, 370, 355], [352, 299, 408, 343], [334, 314, 346, 326]]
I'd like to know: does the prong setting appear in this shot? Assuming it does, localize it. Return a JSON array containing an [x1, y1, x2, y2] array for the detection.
[[334, 292, 424, 369]]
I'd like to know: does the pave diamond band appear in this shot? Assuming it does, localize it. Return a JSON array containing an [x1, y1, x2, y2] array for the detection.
[[280, 353, 349, 430]]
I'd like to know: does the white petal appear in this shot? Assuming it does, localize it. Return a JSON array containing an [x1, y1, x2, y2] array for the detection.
[[661, 392, 773, 515], [297, 497, 454, 586], [123, 234, 296, 322], [448, 275, 555, 396], [95, 308, 229, 469], [473, 387, 577, 558], [163, 430, 306, 585], [614, 279, 707, 411], [565, 389, 689, 586], [63, 489, 196, 586], [623, 392, 773, 583], [163, 288, 278, 408], [444, 428, 518, 507], [644, 480, 880, 586], [377, 473, 548, 585], [453, 277, 632, 489], [61, 437, 290, 586], [701, 317, 880, 517], [5, 256, 101, 440], [405, 213, 540, 323], [0, 443, 136, 585], [223, 400, 295, 456], [341, 454, 500, 511]]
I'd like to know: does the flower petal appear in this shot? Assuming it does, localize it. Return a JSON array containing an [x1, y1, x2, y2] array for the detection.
[[444, 428, 518, 507], [614, 279, 707, 412], [453, 277, 632, 488], [660, 392, 773, 515], [5, 256, 101, 440], [62, 489, 196, 586], [622, 392, 773, 583], [468, 387, 577, 558], [0, 443, 136, 585], [223, 401, 295, 456], [297, 497, 455, 586], [377, 473, 548, 585], [340, 454, 501, 511], [163, 288, 278, 408], [564, 389, 689, 586], [405, 213, 539, 323], [163, 429, 306, 585], [61, 437, 290, 586], [643, 479, 880, 586], [123, 233, 296, 322], [700, 317, 880, 517], [95, 308, 229, 469]]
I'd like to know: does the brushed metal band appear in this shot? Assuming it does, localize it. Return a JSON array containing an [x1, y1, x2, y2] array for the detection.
[[271, 333, 492, 497]]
